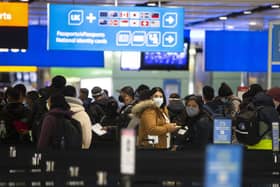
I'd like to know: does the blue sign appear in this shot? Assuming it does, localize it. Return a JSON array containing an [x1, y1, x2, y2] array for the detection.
[[272, 122, 279, 152], [0, 26, 104, 67], [204, 145, 243, 187], [48, 4, 184, 52], [213, 118, 232, 144], [272, 24, 280, 62]]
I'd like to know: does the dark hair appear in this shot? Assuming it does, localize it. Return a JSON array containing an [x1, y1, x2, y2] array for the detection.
[[51, 75, 66, 89], [119, 86, 134, 98], [38, 87, 51, 100], [218, 82, 233, 97], [80, 88, 89, 97], [136, 84, 150, 93], [203, 85, 214, 101], [63, 85, 77, 97], [186, 95, 203, 110], [150, 87, 167, 108], [135, 84, 150, 102], [6, 86, 20, 102], [50, 93, 70, 110], [14, 84, 27, 97], [26, 90, 39, 101], [169, 93, 180, 99]]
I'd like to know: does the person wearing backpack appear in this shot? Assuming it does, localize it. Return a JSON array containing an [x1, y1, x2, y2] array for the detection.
[[209, 82, 241, 118], [235, 92, 280, 150], [63, 85, 92, 149], [37, 93, 82, 150], [88, 86, 119, 144]]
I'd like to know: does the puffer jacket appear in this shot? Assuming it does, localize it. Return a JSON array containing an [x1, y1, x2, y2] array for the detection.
[[131, 100, 175, 149]]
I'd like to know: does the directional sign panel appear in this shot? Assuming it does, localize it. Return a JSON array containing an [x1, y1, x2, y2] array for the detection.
[[48, 4, 184, 52], [272, 23, 280, 62]]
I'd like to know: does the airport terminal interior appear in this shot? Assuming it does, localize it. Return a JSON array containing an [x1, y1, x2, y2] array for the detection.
[[0, 0, 280, 186]]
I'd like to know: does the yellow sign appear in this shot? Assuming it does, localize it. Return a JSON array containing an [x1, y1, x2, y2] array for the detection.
[[0, 66, 37, 72], [0, 2, 28, 27]]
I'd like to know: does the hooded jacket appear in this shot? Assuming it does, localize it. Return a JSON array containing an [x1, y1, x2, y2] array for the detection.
[[131, 100, 175, 149], [65, 96, 92, 149], [37, 108, 72, 150]]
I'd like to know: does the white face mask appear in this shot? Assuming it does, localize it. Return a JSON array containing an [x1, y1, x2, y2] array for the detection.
[[153, 97, 164, 108]]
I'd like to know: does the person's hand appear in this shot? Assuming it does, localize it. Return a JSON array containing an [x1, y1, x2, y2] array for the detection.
[[169, 125, 181, 133]]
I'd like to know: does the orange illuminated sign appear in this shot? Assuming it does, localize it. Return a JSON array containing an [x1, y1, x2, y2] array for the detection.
[[0, 2, 28, 27]]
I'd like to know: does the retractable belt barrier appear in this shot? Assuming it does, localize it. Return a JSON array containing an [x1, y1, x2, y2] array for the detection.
[[0, 145, 279, 187]]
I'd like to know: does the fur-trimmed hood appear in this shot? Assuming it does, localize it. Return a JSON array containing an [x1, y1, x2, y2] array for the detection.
[[131, 100, 157, 118]]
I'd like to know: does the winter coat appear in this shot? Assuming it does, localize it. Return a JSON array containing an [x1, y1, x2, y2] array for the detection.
[[0, 102, 32, 144], [37, 108, 72, 150], [65, 96, 92, 149], [173, 109, 213, 148], [131, 100, 176, 149]]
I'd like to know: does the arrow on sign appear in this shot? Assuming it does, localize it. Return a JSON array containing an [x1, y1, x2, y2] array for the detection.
[[165, 35, 174, 44], [165, 16, 174, 25]]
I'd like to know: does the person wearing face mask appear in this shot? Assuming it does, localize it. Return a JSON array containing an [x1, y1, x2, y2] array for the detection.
[[131, 87, 180, 149], [172, 95, 213, 150]]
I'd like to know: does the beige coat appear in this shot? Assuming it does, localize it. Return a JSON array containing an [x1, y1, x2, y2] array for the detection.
[[132, 100, 175, 149]]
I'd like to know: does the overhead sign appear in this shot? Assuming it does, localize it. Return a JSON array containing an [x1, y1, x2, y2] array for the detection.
[[0, 2, 28, 27], [268, 21, 280, 88], [48, 4, 184, 52], [0, 2, 28, 49], [0, 26, 104, 68], [271, 23, 280, 62]]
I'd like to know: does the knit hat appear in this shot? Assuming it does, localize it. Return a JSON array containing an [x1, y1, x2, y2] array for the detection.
[[218, 82, 233, 97], [91, 86, 104, 97], [267, 87, 280, 102]]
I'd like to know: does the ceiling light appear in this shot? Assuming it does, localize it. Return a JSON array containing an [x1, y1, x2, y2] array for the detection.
[[271, 4, 280, 8], [11, 49, 20, 53], [147, 3, 157, 6], [0, 48, 9, 53], [227, 25, 234, 29], [219, 16, 227, 20], [249, 21, 257, 26], [243, 11, 252, 15]]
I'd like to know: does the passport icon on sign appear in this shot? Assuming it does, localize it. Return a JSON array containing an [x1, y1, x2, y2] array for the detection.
[[68, 10, 84, 26]]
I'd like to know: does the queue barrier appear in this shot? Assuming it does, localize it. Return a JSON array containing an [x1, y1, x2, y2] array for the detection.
[[0, 145, 279, 187]]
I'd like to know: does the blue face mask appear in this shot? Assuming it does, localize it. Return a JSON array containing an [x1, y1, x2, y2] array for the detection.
[[186, 106, 199, 117]]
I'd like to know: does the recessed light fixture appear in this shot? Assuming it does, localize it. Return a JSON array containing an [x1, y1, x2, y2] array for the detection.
[[249, 21, 257, 26], [147, 3, 157, 6], [219, 16, 227, 20], [271, 4, 280, 8], [227, 25, 234, 29], [243, 10, 252, 15]]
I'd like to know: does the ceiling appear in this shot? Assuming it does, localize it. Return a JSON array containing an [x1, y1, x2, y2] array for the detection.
[[28, 0, 280, 30]]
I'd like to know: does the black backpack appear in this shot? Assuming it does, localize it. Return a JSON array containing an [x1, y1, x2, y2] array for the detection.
[[51, 114, 82, 150], [234, 104, 279, 145]]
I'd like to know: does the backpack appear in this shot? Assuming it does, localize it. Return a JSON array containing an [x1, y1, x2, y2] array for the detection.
[[205, 97, 240, 118], [51, 114, 82, 150], [89, 97, 119, 125], [234, 104, 278, 145]]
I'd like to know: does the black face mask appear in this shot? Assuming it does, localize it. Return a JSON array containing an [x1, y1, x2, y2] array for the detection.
[[118, 95, 124, 103]]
